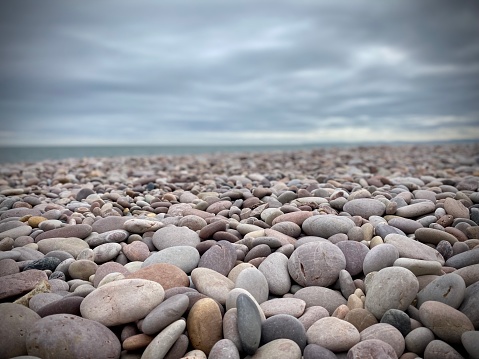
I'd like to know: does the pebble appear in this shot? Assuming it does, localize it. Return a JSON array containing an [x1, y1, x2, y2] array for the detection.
[[187, 297, 223, 355], [261, 314, 307, 350], [362, 243, 399, 275], [294, 286, 347, 315], [344, 308, 378, 332], [348, 339, 398, 359], [444, 197, 470, 219], [459, 280, 479, 328], [237, 293, 262, 355], [248, 339, 302, 359], [34, 223, 92, 241], [298, 306, 330, 331], [259, 298, 306, 318], [198, 240, 236, 276], [384, 233, 445, 264], [0, 269, 48, 300], [336, 240, 369, 276], [152, 226, 200, 250], [126, 263, 189, 290], [393, 258, 443, 276], [25, 314, 121, 359], [258, 252, 291, 295], [394, 201, 436, 218], [343, 198, 386, 218], [365, 266, 419, 319], [423, 340, 464, 359], [446, 247, 479, 268], [235, 267, 269, 304], [80, 278, 165, 326], [288, 241, 346, 287], [461, 331, 479, 359], [419, 300, 474, 344], [306, 316, 360, 352], [359, 323, 405, 357], [142, 245, 200, 273], [0, 303, 41, 358], [191, 267, 235, 305], [416, 273, 466, 309], [302, 214, 356, 238], [208, 339, 240, 359], [141, 294, 189, 335], [37, 237, 89, 258], [380, 308, 411, 337], [405, 327, 435, 356], [303, 344, 337, 359]]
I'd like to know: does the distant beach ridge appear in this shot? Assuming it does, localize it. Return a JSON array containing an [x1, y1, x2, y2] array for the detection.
[[1, 139, 477, 164]]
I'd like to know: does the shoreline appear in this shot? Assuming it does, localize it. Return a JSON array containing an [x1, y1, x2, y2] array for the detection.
[[1, 143, 478, 358]]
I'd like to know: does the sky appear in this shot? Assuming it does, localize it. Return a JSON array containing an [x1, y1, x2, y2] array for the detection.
[[0, 0, 479, 146]]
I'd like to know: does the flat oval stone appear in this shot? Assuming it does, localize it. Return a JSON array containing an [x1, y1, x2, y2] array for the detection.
[[142, 245, 200, 274], [68, 259, 98, 280], [36, 296, 84, 318], [141, 294, 189, 335], [237, 293, 262, 355], [34, 224, 92, 241], [37, 237, 89, 258], [191, 267, 234, 305], [123, 218, 163, 233], [25, 314, 121, 359], [142, 319, 187, 359], [302, 214, 355, 238], [294, 286, 347, 315], [271, 211, 313, 226], [461, 331, 479, 359], [152, 226, 200, 250], [395, 201, 436, 218], [91, 217, 130, 233], [343, 198, 386, 219], [261, 314, 307, 351], [288, 241, 346, 287], [459, 280, 479, 328], [336, 241, 369, 276], [208, 338, 240, 359], [187, 298, 223, 355], [393, 258, 442, 276], [198, 240, 236, 276], [28, 292, 63, 312], [380, 308, 411, 337], [0, 225, 32, 239], [260, 298, 306, 318], [417, 273, 466, 309], [419, 300, 474, 344], [258, 252, 291, 296], [235, 267, 269, 304], [365, 266, 419, 319], [446, 247, 479, 269], [405, 327, 435, 356], [415, 228, 458, 245], [126, 263, 189, 290], [360, 323, 405, 358], [0, 258, 19, 276], [0, 270, 48, 300], [363, 243, 399, 275], [348, 339, 398, 359], [92, 242, 122, 263], [388, 217, 423, 234], [444, 197, 470, 219], [424, 339, 464, 359], [93, 262, 130, 287], [223, 308, 242, 352], [306, 316, 360, 352], [80, 278, 165, 326], [385, 234, 445, 265], [0, 303, 41, 358], [122, 240, 150, 262], [23, 257, 61, 272], [250, 339, 301, 359], [344, 308, 378, 332]]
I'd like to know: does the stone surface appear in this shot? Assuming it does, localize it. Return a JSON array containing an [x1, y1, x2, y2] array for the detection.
[[261, 314, 307, 350], [288, 241, 346, 287], [417, 273, 466, 309], [152, 226, 200, 250], [459, 281, 479, 329], [258, 252, 291, 296], [141, 319, 186, 359], [80, 278, 165, 326], [336, 240, 369, 276], [306, 316, 360, 352], [235, 267, 269, 304], [0, 270, 48, 300], [0, 303, 41, 359], [344, 308, 378, 332], [260, 298, 306, 318], [141, 294, 189, 335], [249, 339, 302, 359], [237, 293, 262, 355], [380, 309, 411, 337], [208, 339, 240, 359], [25, 314, 121, 359], [302, 214, 356, 238], [303, 344, 337, 359], [126, 263, 189, 290], [363, 243, 399, 275], [187, 298, 223, 355], [198, 240, 236, 276], [142, 245, 200, 274], [37, 237, 89, 258], [343, 198, 386, 218], [405, 327, 435, 356], [446, 247, 479, 268], [36, 296, 84, 318], [419, 300, 474, 344], [191, 267, 235, 305], [385, 234, 445, 265], [462, 331, 479, 359], [360, 323, 405, 358], [365, 266, 419, 319], [294, 286, 347, 315], [423, 340, 464, 359], [393, 258, 442, 276], [298, 306, 330, 331], [347, 339, 398, 359]]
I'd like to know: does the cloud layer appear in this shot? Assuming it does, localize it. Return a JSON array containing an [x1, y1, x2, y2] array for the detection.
[[1, 0, 478, 145]]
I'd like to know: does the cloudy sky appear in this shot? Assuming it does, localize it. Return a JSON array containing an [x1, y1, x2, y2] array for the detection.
[[1, 0, 479, 146]]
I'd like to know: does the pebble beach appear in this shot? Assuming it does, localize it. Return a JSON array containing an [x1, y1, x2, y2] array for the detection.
[[1, 143, 479, 359]]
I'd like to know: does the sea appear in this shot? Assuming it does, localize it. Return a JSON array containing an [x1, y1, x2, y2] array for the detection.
[[0, 140, 477, 164]]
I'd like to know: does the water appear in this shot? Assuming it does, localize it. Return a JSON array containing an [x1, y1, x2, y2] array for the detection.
[[0, 140, 476, 164]]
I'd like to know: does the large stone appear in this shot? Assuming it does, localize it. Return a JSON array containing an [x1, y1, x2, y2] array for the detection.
[[419, 300, 474, 344], [395, 202, 436, 218], [446, 247, 479, 269], [142, 245, 200, 274], [37, 237, 90, 258], [360, 323, 405, 358], [258, 252, 291, 296], [191, 267, 235, 305], [0, 270, 48, 300], [347, 339, 398, 359], [462, 331, 479, 359], [363, 243, 399, 275], [288, 241, 346, 287], [384, 234, 445, 265], [302, 215, 356, 238], [141, 294, 189, 335], [294, 286, 347, 315], [417, 273, 466, 309], [365, 266, 419, 319], [0, 303, 41, 359], [198, 240, 236, 276], [126, 263, 189, 290], [25, 314, 121, 359], [343, 198, 386, 218], [34, 224, 92, 241], [152, 226, 200, 250], [423, 340, 464, 359], [141, 319, 186, 359], [237, 293, 262, 355], [336, 240, 369, 276], [405, 327, 435, 356], [80, 279, 165, 326], [380, 309, 411, 337], [306, 316, 360, 352], [260, 298, 306, 318], [261, 314, 307, 351], [235, 267, 269, 304], [444, 197, 470, 219]]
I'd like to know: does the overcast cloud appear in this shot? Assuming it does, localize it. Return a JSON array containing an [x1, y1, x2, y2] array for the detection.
[[1, 0, 479, 146]]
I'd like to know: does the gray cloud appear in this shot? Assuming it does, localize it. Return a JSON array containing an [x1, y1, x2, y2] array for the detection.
[[0, 0, 478, 145]]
